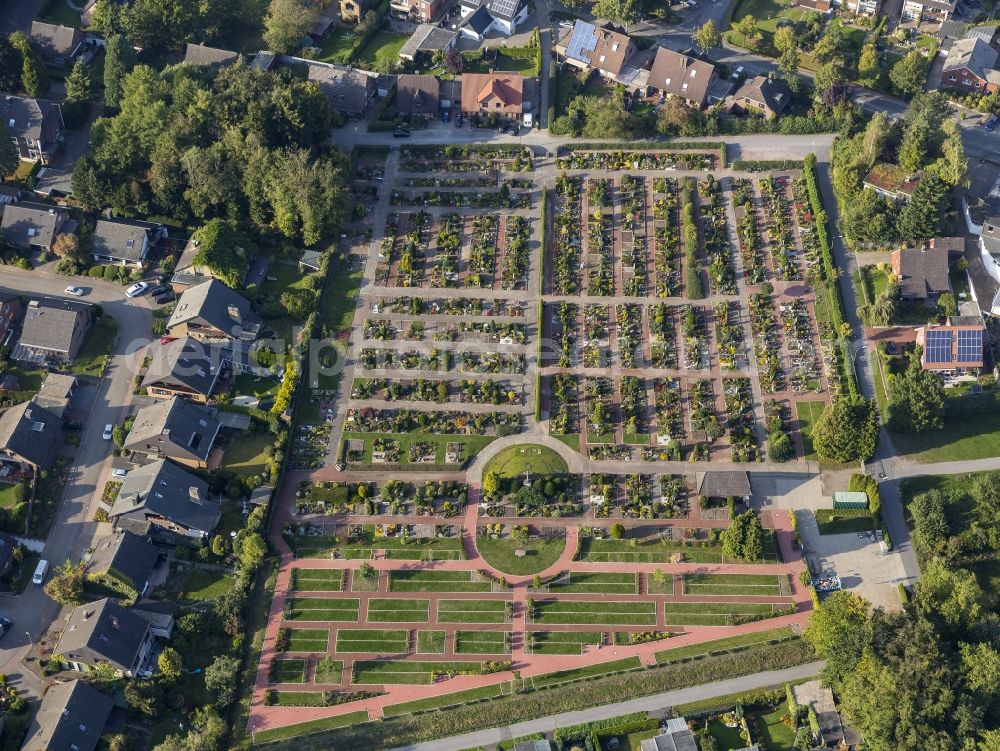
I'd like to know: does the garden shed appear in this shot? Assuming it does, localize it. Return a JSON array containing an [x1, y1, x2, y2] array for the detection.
[[833, 491, 869, 510]]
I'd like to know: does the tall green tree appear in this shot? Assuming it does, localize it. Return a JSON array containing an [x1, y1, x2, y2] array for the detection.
[[0, 35, 22, 92], [103, 34, 137, 108], [885, 355, 946, 432], [593, 0, 640, 29], [263, 0, 319, 54], [721, 510, 764, 561], [890, 49, 929, 97], [732, 15, 761, 49], [812, 397, 879, 463], [804, 590, 870, 688], [773, 25, 796, 54], [62, 61, 93, 128], [693, 20, 722, 53], [896, 173, 949, 240], [10, 32, 47, 96], [779, 48, 801, 93], [0, 123, 18, 178], [858, 43, 881, 86]]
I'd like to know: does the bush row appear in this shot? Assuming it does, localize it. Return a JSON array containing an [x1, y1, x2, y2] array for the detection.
[[731, 159, 805, 172]]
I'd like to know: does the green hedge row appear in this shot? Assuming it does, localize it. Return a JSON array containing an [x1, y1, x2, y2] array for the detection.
[[731, 159, 805, 172]]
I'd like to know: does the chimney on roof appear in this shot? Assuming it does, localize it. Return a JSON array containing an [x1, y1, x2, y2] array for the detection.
[[83, 610, 93, 620], [111, 616, 119, 629], [228, 305, 241, 323], [189, 486, 201, 502]]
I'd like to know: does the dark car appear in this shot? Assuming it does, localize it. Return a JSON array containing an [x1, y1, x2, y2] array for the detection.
[[0, 617, 11, 639], [986, 115, 998, 131], [148, 284, 168, 297], [392, 127, 411, 138], [455, 112, 463, 127], [441, 110, 450, 122], [154, 292, 175, 305], [63, 419, 82, 431]]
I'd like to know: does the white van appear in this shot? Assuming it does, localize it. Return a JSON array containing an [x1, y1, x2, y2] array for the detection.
[[32, 559, 48, 585]]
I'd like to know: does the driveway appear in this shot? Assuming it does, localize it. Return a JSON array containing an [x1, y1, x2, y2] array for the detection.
[[0, 268, 151, 695]]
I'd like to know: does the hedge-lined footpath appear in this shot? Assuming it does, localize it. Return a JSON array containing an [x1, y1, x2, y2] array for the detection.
[[254, 637, 816, 749], [802, 153, 858, 398], [731, 159, 805, 172]]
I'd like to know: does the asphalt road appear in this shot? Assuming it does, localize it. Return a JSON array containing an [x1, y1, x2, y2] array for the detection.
[[391, 661, 825, 751], [0, 0, 44, 35], [0, 268, 151, 694]]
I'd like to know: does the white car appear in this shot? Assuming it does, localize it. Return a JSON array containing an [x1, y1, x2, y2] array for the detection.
[[731, 65, 745, 80], [102, 424, 114, 440], [125, 281, 148, 298], [65, 286, 84, 296], [112, 468, 128, 479]]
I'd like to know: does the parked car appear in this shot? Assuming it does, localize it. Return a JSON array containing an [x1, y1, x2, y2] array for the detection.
[[102, 424, 114, 440], [0, 617, 10, 639], [148, 284, 168, 297], [125, 281, 148, 298], [154, 291, 175, 305], [64, 419, 82, 431], [112, 468, 128, 479], [441, 110, 450, 122], [455, 112, 463, 127], [64, 286, 84, 297], [392, 127, 411, 138], [731, 65, 745, 80], [986, 114, 998, 131]]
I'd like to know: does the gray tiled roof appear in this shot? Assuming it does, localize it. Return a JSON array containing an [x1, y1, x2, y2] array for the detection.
[[397, 74, 440, 115], [20, 679, 113, 751], [0, 96, 61, 141], [18, 298, 90, 355], [734, 75, 790, 114], [92, 218, 157, 262], [465, 5, 493, 35], [982, 215, 1000, 255], [141, 336, 226, 397], [30, 21, 83, 59], [307, 62, 373, 114], [110, 459, 220, 536], [0, 398, 61, 469], [88, 530, 161, 592], [55, 598, 151, 673], [1, 203, 66, 248], [696, 470, 751, 498], [183, 43, 240, 67], [167, 279, 258, 341], [943, 37, 998, 78], [124, 396, 221, 463], [893, 247, 950, 298]]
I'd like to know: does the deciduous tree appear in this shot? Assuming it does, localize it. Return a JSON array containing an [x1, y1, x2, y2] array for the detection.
[[812, 397, 878, 463], [890, 49, 929, 97], [104, 34, 137, 108], [263, 0, 319, 54], [43, 559, 86, 605], [693, 20, 721, 54], [732, 16, 761, 49], [0, 123, 18, 178], [885, 355, 945, 432]]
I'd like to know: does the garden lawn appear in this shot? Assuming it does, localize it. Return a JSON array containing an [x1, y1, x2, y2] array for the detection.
[[529, 631, 603, 655], [285, 628, 330, 652], [336, 628, 409, 653], [313, 658, 344, 684], [287, 598, 360, 622], [464, 51, 537, 75], [533, 600, 656, 626], [662, 602, 779, 626], [389, 570, 492, 593], [455, 630, 509, 654], [38, 0, 81, 27], [794, 400, 824, 461], [417, 630, 446, 654], [317, 27, 357, 64], [352, 572, 380, 591], [579, 532, 780, 564], [654, 626, 796, 663], [252, 711, 369, 743], [0, 482, 25, 509], [356, 32, 409, 68], [756, 707, 796, 748], [274, 691, 326, 707], [727, 0, 819, 54], [682, 573, 783, 596], [286, 529, 463, 560], [220, 432, 273, 476], [891, 403, 1000, 462], [436, 599, 509, 624], [271, 659, 306, 683], [814, 509, 876, 535], [547, 572, 638, 594], [529, 656, 641, 688], [70, 316, 118, 377], [707, 718, 746, 749], [291, 569, 344, 592], [476, 534, 566, 575], [367, 598, 429, 623], [181, 568, 234, 601], [233, 373, 281, 399], [353, 660, 483, 685], [482, 443, 568, 478]]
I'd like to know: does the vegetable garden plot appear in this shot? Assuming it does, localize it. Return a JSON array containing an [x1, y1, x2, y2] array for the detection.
[[290, 569, 344, 591], [286, 598, 360, 622], [662, 601, 782, 626], [455, 630, 510, 654], [546, 572, 639, 594], [528, 631, 604, 655], [366, 598, 430, 623], [353, 660, 485, 685], [335, 628, 410, 653], [682, 573, 785, 596], [436, 599, 510, 624], [389, 570, 493, 593], [531, 599, 657, 626]]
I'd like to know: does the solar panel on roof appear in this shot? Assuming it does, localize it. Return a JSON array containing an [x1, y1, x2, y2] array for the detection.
[[565, 21, 597, 65], [489, 0, 521, 19], [924, 329, 953, 364], [956, 329, 984, 362]]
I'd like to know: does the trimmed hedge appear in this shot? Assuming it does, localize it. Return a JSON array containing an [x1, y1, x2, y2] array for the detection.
[[731, 159, 805, 172]]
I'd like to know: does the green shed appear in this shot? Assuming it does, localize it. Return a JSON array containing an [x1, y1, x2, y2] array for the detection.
[[833, 491, 869, 510]]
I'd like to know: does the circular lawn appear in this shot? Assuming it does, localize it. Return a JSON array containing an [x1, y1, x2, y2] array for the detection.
[[482, 443, 568, 479], [475, 533, 566, 576]]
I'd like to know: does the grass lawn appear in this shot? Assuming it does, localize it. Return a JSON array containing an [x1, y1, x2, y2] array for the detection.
[[891, 400, 1000, 462], [794, 400, 825, 461], [286, 528, 464, 560], [755, 707, 796, 748], [529, 631, 603, 655], [481, 443, 568, 478], [356, 32, 409, 68], [367, 598, 429, 623], [220, 431, 273, 476], [547, 572, 638, 594], [727, 0, 819, 54], [382, 684, 506, 717], [436, 599, 509, 624], [274, 691, 326, 707], [389, 570, 492, 593], [285, 628, 330, 652], [553, 433, 581, 452], [663, 602, 779, 626], [814, 509, 876, 535], [253, 711, 369, 743], [233, 372, 281, 399], [654, 626, 796, 664], [317, 27, 358, 64], [476, 534, 566, 575], [464, 51, 537, 75], [0, 481, 25, 509], [707, 718, 746, 750], [682, 573, 783, 596], [604, 729, 660, 751], [870, 352, 888, 418], [455, 630, 508, 654], [529, 656, 641, 688], [70, 315, 118, 378], [271, 659, 307, 683], [181, 568, 235, 601], [291, 569, 345, 592], [417, 630, 446, 654], [287, 598, 360, 622], [313, 657, 344, 684], [647, 572, 674, 594], [336, 628, 409, 653], [533, 600, 657, 627], [353, 660, 483, 685], [352, 571, 380, 591], [554, 68, 583, 111], [579, 532, 780, 565], [322, 267, 364, 332]]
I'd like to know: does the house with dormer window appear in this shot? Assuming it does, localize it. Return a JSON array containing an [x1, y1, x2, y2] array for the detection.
[[647, 48, 721, 108]]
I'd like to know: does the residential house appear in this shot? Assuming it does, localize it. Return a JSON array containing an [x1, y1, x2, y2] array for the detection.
[[123, 396, 222, 468], [0, 293, 22, 345], [14, 297, 92, 363], [731, 75, 791, 118], [917, 317, 987, 376], [0, 398, 61, 473], [55, 598, 155, 676], [20, 679, 114, 751], [557, 20, 635, 79], [0, 95, 64, 164], [390, 0, 441, 22], [141, 336, 229, 403], [941, 37, 1000, 93], [648, 48, 719, 108], [901, 0, 957, 23], [862, 163, 922, 202], [458, 0, 529, 39], [110, 458, 220, 540], [1, 203, 69, 252], [397, 74, 441, 117], [87, 530, 162, 598], [695, 470, 751, 500], [460, 72, 524, 117], [979, 214, 1000, 283], [33, 372, 77, 418], [890, 246, 951, 302], [182, 43, 240, 68], [847, 0, 882, 15], [398, 24, 457, 60], [166, 279, 259, 343], [791, 681, 861, 749], [29, 21, 85, 65], [91, 217, 167, 267], [307, 62, 375, 117], [640, 717, 699, 751]]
